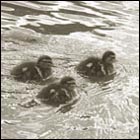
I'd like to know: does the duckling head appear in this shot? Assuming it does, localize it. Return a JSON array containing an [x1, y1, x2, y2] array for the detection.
[[102, 51, 116, 65], [37, 55, 53, 69], [60, 76, 77, 90]]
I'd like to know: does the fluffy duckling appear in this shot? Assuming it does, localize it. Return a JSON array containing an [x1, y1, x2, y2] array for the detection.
[[36, 76, 78, 107], [76, 51, 116, 78], [11, 55, 53, 83], [19, 76, 79, 113]]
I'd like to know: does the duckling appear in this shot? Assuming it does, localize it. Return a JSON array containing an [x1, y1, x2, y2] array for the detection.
[[19, 76, 79, 113], [76, 51, 116, 78], [36, 76, 78, 107], [11, 55, 53, 83]]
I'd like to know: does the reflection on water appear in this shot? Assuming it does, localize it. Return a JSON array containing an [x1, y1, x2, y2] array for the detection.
[[1, 1, 139, 139]]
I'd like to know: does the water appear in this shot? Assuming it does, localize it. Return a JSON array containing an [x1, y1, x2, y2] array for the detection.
[[1, 1, 139, 139]]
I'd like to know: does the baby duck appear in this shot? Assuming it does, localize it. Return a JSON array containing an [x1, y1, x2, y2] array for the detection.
[[76, 51, 116, 78], [19, 76, 79, 113], [11, 55, 53, 83], [36, 76, 78, 107]]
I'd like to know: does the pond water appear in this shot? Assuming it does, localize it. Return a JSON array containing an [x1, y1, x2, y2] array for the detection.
[[1, 1, 139, 139]]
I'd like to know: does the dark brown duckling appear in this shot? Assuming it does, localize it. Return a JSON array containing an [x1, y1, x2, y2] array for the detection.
[[19, 76, 79, 113], [37, 76, 78, 107], [76, 51, 116, 78], [11, 55, 53, 83]]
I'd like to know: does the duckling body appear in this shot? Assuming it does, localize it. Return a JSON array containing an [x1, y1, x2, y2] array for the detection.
[[76, 51, 116, 79], [37, 76, 77, 107], [76, 57, 103, 77], [19, 76, 79, 113], [11, 55, 53, 83]]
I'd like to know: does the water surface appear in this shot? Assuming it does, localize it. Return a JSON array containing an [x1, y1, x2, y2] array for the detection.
[[1, 1, 139, 139]]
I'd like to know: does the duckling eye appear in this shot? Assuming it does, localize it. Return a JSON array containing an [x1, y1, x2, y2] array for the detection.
[[40, 59, 52, 65], [41, 59, 49, 63], [66, 81, 76, 85], [110, 55, 115, 59]]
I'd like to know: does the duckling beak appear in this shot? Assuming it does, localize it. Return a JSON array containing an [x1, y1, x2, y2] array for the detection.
[[113, 59, 117, 63], [46, 62, 55, 67], [51, 64, 57, 68], [72, 84, 77, 88], [68, 82, 77, 89], [110, 56, 117, 63]]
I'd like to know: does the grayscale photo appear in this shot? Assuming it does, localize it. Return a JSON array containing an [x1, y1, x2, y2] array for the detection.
[[1, 1, 139, 139]]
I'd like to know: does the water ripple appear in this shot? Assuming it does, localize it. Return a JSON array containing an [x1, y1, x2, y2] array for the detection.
[[1, 1, 139, 139]]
